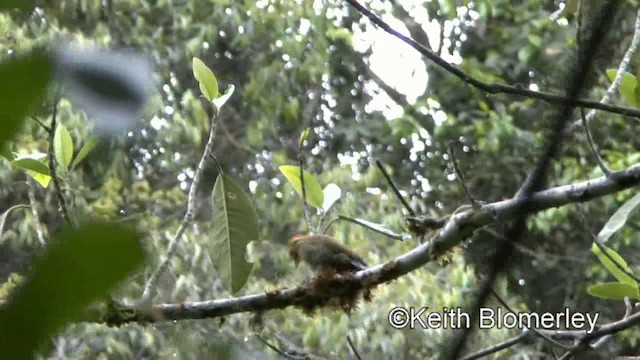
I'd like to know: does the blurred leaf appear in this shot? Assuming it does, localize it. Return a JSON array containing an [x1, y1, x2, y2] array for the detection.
[[54, 123, 74, 170], [211, 174, 257, 293], [338, 215, 404, 240], [606, 69, 638, 107], [54, 43, 154, 134], [298, 127, 311, 148], [0, 50, 52, 147], [71, 135, 99, 170], [212, 84, 235, 112], [279, 165, 324, 209], [0, 223, 144, 359], [0, 204, 30, 241], [0, 0, 35, 11], [192, 57, 219, 101], [587, 282, 640, 300], [322, 183, 341, 213], [591, 243, 638, 288], [597, 192, 640, 243]]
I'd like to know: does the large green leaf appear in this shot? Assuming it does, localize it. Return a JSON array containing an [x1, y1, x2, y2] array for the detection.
[[587, 282, 640, 300], [192, 57, 218, 101], [0, 50, 52, 147], [591, 243, 638, 288], [606, 69, 638, 107], [0, 223, 144, 359], [71, 135, 99, 170], [211, 174, 258, 293], [53, 123, 74, 170], [597, 192, 640, 243], [279, 165, 324, 209]]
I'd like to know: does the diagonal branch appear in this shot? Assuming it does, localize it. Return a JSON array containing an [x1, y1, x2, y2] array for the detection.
[[344, 0, 640, 119], [140, 109, 220, 303], [103, 162, 640, 323]]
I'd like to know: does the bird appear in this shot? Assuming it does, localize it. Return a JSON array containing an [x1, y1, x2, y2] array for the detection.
[[288, 234, 368, 273]]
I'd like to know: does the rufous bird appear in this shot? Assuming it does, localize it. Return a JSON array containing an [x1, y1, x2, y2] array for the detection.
[[288, 234, 368, 273]]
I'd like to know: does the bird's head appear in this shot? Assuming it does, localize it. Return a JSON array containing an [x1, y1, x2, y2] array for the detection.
[[288, 233, 307, 266]]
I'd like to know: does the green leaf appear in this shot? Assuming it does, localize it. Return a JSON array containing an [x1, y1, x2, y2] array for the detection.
[[587, 282, 640, 300], [211, 174, 258, 293], [212, 84, 235, 112], [298, 127, 311, 148], [338, 215, 404, 240], [11, 154, 50, 176], [322, 183, 341, 213], [597, 192, 640, 243], [635, 69, 640, 108], [192, 57, 218, 101], [591, 243, 638, 288], [54, 123, 74, 170], [0, 223, 144, 358], [0, 204, 30, 241], [606, 69, 638, 107], [71, 135, 99, 170], [0, 0, 35, 11], [0, 50, 52, 148], [11, 153, 52, 187], [279, 165, 324, 209]]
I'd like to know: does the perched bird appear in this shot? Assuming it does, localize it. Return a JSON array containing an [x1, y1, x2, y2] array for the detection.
[[288, 234, 368, 273]]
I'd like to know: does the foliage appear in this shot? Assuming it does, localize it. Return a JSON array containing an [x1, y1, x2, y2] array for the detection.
[[0, 0, 639, 358]]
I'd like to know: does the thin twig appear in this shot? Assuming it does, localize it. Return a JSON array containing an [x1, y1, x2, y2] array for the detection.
[[375, 160, 415, 216], [27, 178, 47, 246], [140, 108, 220, 303], [590, 298, 634, 349], [298, 154, 314, 233], [346, 335, 363, 360], [568, 7, 640, 130], [580, 108, 611, 175], [254, 334, 296, 359], [490, 289, 571, 349], [448, 141, 480, 208], [343, 0, 640, 120], [461, 332, 528, 360], [47, 92, 73, 226], [30, 115, 52, 133], [332, 214, 404, 240], [558, 299, 637, 359]]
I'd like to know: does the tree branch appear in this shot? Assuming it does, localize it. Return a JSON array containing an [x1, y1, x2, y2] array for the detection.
[[47, 93, 73, 226], [105, 162, 640, 323], [343, 0, 640, 119], [140, 109, 220, 303]]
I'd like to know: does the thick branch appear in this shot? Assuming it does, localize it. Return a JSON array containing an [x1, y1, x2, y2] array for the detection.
[[108, 163, 640, 323]]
